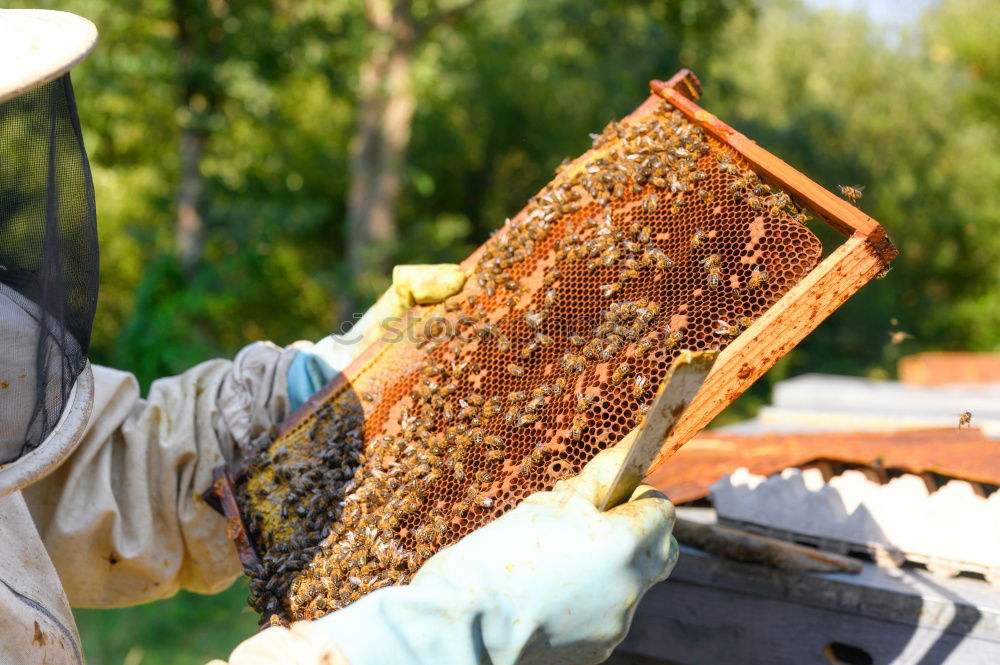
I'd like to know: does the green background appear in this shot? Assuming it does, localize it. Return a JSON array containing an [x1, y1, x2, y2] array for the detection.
[[7, 0, 999, 662]]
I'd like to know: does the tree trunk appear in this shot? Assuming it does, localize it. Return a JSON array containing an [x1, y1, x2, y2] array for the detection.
[[345, 0, 417, 304], [175, 128, 205, 273]]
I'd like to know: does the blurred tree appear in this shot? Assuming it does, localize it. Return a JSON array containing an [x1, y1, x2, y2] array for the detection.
[[345, 0, 482, 306]]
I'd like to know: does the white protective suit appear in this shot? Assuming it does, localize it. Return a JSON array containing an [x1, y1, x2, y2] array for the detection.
[[1, 335, 305, 665]]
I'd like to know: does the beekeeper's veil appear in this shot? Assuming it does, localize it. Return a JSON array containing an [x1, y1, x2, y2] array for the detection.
[[0, 10, 99, 495]]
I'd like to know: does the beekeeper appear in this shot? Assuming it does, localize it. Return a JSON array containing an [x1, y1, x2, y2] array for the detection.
[[0, 9, 679, 665]]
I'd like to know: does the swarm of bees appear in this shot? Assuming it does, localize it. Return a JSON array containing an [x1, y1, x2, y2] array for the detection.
[[236, 97, 823, 626]]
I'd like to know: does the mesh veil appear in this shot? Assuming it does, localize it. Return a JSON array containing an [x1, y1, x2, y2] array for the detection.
[[0, 73, 98, 464]]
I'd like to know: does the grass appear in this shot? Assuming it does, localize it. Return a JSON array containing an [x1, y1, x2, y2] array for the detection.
[[74, 580, 258, 665]]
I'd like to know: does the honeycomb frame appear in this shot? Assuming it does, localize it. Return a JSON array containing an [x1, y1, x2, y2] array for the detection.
[[210, 69, 897, 624]]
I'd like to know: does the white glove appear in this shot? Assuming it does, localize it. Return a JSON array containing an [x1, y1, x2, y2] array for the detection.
[[287, 264, 465, 409], [315, 440, 678, 665]]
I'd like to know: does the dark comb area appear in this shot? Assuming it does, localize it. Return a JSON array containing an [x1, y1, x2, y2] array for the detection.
[[236, 95, 823, 625]]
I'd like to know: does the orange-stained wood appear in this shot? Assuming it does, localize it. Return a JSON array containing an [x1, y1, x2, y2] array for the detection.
[[898, 352, 1000, 386], [646, 427, 1000, 504], [648, 234, 885, 474]]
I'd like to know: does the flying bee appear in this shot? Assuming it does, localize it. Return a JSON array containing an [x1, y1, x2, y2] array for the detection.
[[507, 363, 525, 378], [643, 193, 659, 213], [691, 229, 706, 248], [959, 411, 972, 430], [747, 267, 769, 290], [612, 363, 632, 384], [838, 184, 865, 204], [571, 413, 588, 441]]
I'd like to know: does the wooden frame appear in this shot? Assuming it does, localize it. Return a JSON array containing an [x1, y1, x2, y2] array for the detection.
[[213, 70, 897, 558]]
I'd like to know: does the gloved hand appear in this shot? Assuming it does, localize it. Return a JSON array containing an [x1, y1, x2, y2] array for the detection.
[[287, 264, 465, 409], [312, 439, 678, 665]]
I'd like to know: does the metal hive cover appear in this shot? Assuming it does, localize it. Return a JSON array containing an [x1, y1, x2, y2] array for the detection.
[[221, 71, 891, 625]]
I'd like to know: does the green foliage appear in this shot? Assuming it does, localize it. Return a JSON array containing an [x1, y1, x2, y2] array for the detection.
[[5, 0, 1000, 662]]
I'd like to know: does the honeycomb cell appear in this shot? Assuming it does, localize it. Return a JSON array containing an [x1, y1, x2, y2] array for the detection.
[[237, 99, 823, 626]]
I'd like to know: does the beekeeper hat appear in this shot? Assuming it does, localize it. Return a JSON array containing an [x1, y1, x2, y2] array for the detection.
[[0, 9, 97, 104]]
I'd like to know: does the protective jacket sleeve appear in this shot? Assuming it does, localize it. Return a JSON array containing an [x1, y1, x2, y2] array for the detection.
[[20, 341, 299, 607]]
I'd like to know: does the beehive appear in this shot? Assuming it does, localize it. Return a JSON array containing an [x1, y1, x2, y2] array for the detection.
[[221, 70, 896, 625]]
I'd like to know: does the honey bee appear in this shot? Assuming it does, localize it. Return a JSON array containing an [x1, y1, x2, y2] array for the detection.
[[467, 393, 485, 407], [496, 334, 511, 353], [485, 449, 505, 463], [698, 189, 714, 205], [517, 413, 539, 427], [691, 229, 706, 248], [476, 470, 493, 484], [634, 335, 655, 358], [702, 254, 721, 271], [508, 390, 527, 402], [664, 330, 685, 350], [519, 455, 536, 477], [707, 266, 721, 289], [571, 413, 588, 441], [632, 374, 649, 398], [453, 462, 465, 480], [485, 435, 504, 448], [612, 363, 632, 384], [520, 342, 539, 359], [747, 267, 769, 290], [482, 398, 502, 418], [553, 377, 567, 394], [507, 363, 525, 377], [643, 193, 659, 213], [569, 334, 586, 347], [543, 268, 562, 286], [601, 247, 621, 266], [838, 184, 865, 204], [575, 392, 594, 412], [544, 289, 558, 307], [524, 310, 546, 329], [525, 396, 545, 412], [875, 267, 892, 279], [714, 319, 741, 338], [600, 282, 622, 298], [535, 333, 553, 347], [505, 405, 520, 426]]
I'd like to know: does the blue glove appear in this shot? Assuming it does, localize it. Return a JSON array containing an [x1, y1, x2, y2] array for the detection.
[[313, 441, 678, 665], [287, 264, 466, 410]]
